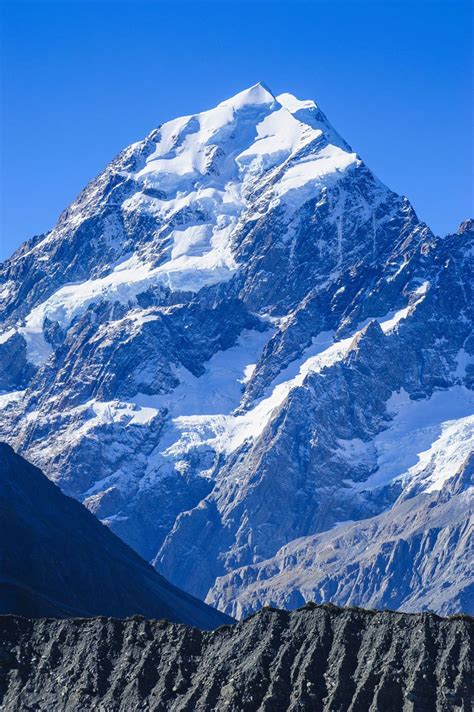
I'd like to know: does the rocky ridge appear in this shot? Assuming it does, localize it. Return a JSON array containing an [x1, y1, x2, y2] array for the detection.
[[0, 604, 472, 711], [210, 453, 474, 618]]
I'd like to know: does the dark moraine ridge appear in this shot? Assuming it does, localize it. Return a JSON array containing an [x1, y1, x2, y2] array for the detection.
[[0, 604, 472, 711]]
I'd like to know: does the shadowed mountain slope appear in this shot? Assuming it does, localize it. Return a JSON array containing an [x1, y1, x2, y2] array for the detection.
[[0, 443, 231, 629]]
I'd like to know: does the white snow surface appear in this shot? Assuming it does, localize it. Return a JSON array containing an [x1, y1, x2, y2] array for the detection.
[[19, 247, 236, 362], [346, 386, 474, 494], [0, 390, 25, 407], [15, 83, 362, 365], [0, 328, 16, 344], [74, 296, 434, 492]]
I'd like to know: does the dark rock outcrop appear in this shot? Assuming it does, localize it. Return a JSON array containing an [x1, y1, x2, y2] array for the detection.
[[0, 604, 472, 711]]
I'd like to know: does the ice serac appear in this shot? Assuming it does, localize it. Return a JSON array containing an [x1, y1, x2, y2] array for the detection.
[[0, 83, 472, 617]]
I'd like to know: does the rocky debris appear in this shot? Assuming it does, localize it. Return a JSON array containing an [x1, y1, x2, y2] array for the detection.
[[0, 604, 472, 711], [0, 443, 231, 629]]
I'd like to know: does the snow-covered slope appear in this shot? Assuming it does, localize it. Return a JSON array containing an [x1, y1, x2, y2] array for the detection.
[[0, 84, 472, 616]]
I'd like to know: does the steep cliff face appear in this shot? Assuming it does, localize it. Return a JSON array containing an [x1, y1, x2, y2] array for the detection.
[[0, 83, 472, 615], [209, 454, 474, 619], [0, 443, 231, 629], [156, 222, 473, 606], [0, 605, 472, 712]]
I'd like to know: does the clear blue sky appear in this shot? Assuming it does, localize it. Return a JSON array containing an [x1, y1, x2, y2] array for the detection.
[[0, 0, 472, 260]]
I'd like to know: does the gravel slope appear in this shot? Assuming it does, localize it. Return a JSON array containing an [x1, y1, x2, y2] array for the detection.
[[0, 604, 472, 711]]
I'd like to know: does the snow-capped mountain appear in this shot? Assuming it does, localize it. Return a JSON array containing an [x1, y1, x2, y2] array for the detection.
[[0, 83, 472, 616]]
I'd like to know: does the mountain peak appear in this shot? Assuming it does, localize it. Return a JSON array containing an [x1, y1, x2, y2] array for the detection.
[[218, 81, 276, 109], [0, 79, 469, 625], [458, 218, 474, 234]]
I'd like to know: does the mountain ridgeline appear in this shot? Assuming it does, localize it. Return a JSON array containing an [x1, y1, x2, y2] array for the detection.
[[0, 83, 472, 618]]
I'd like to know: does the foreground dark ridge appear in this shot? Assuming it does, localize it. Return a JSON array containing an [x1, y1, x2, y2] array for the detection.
[[0, 605, 472, 711], [0, 443, 231, 630]]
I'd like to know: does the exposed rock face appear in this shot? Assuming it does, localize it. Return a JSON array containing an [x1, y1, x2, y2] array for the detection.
[[0, 605, 472, 711], [0, 82, 472, 616], [0, 443, 231, 629], [209, 454, 474, 619], [157, 224, 473, 606]]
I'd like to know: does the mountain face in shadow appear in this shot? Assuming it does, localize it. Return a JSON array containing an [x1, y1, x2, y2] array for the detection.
[[0, 443, 232, 629]]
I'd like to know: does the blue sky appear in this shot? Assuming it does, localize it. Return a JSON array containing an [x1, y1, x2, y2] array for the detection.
[[0, 0, 472, 260]]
